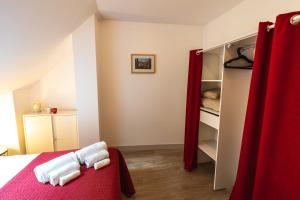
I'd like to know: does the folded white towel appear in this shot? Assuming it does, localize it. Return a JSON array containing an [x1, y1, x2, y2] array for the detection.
[[94, 158, 110, 170], [202, 98, 220, 112], [34, 152, 79, 183], [49, 161, 80, 186], [75, 142, 107, 164], [59, 170, 81, 186], [85, 150, 109, 168]]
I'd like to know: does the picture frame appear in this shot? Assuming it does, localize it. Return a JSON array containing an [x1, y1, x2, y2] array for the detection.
[[131, 54, 155, 73]]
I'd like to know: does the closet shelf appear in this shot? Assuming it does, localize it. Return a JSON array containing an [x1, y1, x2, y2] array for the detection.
[[198, 140, 217, 161], [202, 80, 222, 82], [200, 107, 219, 116]]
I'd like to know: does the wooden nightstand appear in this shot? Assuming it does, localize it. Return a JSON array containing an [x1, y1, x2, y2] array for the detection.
[[0, 146, 8, 156]]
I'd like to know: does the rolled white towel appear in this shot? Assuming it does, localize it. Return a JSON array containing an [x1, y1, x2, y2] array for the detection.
[[59, 170, 81, 186], [75, 142, 108, 164], [94, 158, 110, 170], [85, 150, 109, 168], [34, 152, 78, 183], [49, 161, 80, 186]]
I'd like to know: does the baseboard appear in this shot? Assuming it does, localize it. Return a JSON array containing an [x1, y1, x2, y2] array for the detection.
[[113, 144, 184, 152]]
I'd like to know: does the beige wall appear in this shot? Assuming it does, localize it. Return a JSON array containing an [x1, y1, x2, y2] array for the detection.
[[203, 0, 300, 49], [13, 86, 31, 154], [97, 20, 202, 146], [72, 15, 100, 147], [14, 36, 76, 112], [28, 36, 76, 110], [0, 93, 20, 155]]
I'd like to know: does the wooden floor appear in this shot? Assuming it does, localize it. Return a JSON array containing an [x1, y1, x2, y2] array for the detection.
[[122, 149, 230, 200]]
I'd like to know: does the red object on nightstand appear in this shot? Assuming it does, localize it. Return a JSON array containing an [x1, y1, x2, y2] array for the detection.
[[50, 108, 57, 114]]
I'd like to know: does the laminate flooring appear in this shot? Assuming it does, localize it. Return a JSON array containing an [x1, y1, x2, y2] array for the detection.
[[122, 149, 230, 200]]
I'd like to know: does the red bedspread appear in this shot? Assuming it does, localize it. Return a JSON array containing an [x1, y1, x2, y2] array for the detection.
[[0, 148, 135, 200]]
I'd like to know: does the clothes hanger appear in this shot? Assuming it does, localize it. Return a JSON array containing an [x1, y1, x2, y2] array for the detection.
[[224, 47, 253, 69]]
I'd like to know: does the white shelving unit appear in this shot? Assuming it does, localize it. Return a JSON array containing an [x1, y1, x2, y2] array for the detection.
[[200, 107, 219, 116], [198, 35, 257, 190], [202, 80, 222, 83], [198, 140, 217, 161]]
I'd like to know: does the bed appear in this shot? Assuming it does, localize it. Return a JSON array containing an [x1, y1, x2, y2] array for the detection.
[[0, 148, 135, 200]]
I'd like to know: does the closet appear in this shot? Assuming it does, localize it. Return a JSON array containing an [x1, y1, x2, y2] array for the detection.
[[23, 111, 79, 154], [198, 35, 256, 190]]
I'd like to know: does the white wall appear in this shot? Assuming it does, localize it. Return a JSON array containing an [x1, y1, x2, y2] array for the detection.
[[29, 36, 76, 110], [97, 20, 202, 146], [72, 15, 100, 147], [0, 93, 20, 155], [203, 0, 300, 49], [0, 0, 96, 94], [13, 86, 31, 154]]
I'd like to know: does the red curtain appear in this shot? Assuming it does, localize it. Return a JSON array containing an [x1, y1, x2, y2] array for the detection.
[[230, 21, 274, 200], [231, 11, 300, 199], [184, 49, 203, 171]]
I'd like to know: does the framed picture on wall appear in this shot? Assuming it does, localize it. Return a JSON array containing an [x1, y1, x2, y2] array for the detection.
[[131, 54, 155, 73]]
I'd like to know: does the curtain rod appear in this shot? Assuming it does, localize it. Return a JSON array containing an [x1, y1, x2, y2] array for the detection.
[[197, 14, 300, 54], [196, 33, 256, 54], [267, 14, 300, 30]]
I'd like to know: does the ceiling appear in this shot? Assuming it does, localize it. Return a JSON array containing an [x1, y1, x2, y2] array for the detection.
[[0, 0, 243, 93], [96, 0, 244, 25], [0, 0, 96, 94]]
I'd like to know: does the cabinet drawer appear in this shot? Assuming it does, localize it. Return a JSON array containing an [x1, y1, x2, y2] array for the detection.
[[200, 111, 219, 129]]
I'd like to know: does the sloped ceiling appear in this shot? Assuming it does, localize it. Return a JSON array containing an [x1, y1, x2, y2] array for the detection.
[[0, 0, 244, 93], [96, 0, 244, 25], [0, 0, 97, 94]]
